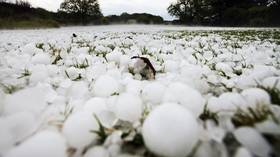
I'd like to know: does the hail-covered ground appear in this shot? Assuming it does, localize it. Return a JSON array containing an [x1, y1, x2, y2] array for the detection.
[[0, 25, 280, 157]]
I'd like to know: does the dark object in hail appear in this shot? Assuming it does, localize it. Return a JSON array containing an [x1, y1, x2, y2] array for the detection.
[[131, 56, 156, 80], [72, 33, 77, 37]]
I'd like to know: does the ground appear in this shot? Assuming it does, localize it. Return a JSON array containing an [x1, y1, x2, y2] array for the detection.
[[0, 25, 280, 157]]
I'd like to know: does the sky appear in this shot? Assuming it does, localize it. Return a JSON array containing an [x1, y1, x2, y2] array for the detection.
[[9, 0, 175, 20]]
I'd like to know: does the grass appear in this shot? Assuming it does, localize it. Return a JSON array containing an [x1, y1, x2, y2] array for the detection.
[[231, 104, 279, 127], [17, 68, 31, 79]]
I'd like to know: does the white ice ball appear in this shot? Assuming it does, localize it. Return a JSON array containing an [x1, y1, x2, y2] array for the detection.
[[6, 131, 67, 157], [142, 82, 166, 104], [142, 103, 199, 157], [62, 111, 99, 148], [115, 93, 143, 122], [93, 75, 120, 97], [234, 127, 271, 157], [163, 82, 204, 117]]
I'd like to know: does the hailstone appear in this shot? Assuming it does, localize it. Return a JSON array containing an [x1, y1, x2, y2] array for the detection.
[[62, 111, 99, 148], [142, 103, 199, 157]]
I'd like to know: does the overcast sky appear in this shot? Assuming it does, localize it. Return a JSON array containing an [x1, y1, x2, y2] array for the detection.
[[10, 0, 175, 20]]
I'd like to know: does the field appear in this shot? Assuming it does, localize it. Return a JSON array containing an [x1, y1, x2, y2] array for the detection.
[[0, 25, 280, 157]]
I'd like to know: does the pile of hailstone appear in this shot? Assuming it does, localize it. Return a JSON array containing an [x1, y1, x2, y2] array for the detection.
[[0, 27, 280, 157]]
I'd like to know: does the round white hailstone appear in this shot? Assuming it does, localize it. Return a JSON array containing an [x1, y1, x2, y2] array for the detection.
[[84, 146, 109, 157], [215, 63, 233, 74], [62, 111, 99, 148], [66, 81, 89, 99], [142, 82, 166, 104], [142, 103, 199, 157], [234, 127, 271, 157], [65, 67, 80, 80], [164, 60, 179, 72], [4, 87, 47, 115], [241, 88, 271, 107], [234, 147, 253, 157], [31, 53, 51, 65], [115, 93, 143, 122], [163, 82, 204, 117], [93, 75, 120, 97], [262, 77, 280, 89], [6, 131, 67, 157]]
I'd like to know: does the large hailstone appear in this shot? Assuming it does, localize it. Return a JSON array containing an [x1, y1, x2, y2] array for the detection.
[[93, 75, 120, 97], [115, 93, 143, 122], [163, 82, 204, 117], [62, 111, 99, 148], [6, 131, 67, 157], [234, 127, 271, 157], [142, 103, 199, 157], [142, 82, 166, 104]]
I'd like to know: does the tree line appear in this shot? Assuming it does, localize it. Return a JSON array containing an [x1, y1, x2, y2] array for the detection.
[[1, 0, 280, 28], [0, 0, 164, 28], [168, 0, 280, 26]]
